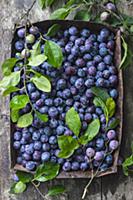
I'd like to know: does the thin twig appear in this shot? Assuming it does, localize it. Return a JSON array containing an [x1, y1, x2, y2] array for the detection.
[[82, 145, 113, 199], [20, 0, 37, 22], [23, 24, 34, 111], [31, 181, 46, 199], [82, 173, 94, 199]]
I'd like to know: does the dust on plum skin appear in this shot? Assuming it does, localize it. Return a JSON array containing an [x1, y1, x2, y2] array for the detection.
[[13, 25, 119, 172]]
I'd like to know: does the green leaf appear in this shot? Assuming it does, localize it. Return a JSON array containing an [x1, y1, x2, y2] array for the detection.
[[10, 183, 17, 194], [34, 162, 60, 182], [47, 185, 66, 196], [35, 111, 48, 122], [122, 155, 133, 176], [0, 71, 20, 89], [2, 86, 19, 96], [65, 107, 81, 137], [91, 87, 110, 103], [30, 41, 41, 57], [46, 24, 61, 37], [79, 119, 100, 145], [106, 98, 116, 118], [107, 14, 122, 27], [31, 75, 51, 92], [10, 95, 29, 110], [57, 135, 79, 158], [28, 54, 47, 67], [50, 8, 70, 20], [16, 171, 33, 183], [17, 112, 33, 128], [130, 25, 133, 33], [57, 150, 74, 159], [64, 0, 80, 8], [38, 0, 45, 8], [12, 181, 26, 194], [74, 10, 90, 21], [11, 109, 19, 123], [93, 97, 109, 123], [2, 58, 19, 76], [121, 13, 133, 25], [119, 36, 128, 69], [44, 40, 63, 68], [45, 0, 55, 7], [38, 0, 55, 9], [106, 118, 120, 131]]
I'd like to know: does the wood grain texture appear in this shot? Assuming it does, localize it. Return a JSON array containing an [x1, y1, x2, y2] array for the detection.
[[0, 0, 133, 200]]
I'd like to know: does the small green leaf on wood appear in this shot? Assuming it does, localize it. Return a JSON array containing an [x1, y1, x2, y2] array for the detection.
[[47, 185, 66, 196], [2, 58, 19, 76], [34, 162, 60, 182], [31, 75, 51, 92], [2, 86, 19, 96], [17, 112, 33, 128], [130, 25, 133, 33], [50, 8, 70, 20], [28, 54, 47, 67], [44, 40, 63, 68], [65, 107, 81, 137], [10, 95, 29, 110], [45, 0, 55, 7], [16, 171, 33, 183], [10, 183, 17, 194], [74, 10, 90, 21], [11, 181, 27, 194], [79, 119, 100, 145], [11, 109, 19, 123], [38, 0, 55, 9], [35, 111, 48, 122], [122, 155, 133, 176], [119, 36, 128, 69], [0, 71, 20, 89], [46, 24, 61, 37], [64, 0, 78, 8], [38, 0, 45, 9], [121, 13, 133, 25]]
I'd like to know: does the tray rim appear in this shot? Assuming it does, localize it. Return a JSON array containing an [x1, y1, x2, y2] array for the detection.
[[10, 20, 123, 179]]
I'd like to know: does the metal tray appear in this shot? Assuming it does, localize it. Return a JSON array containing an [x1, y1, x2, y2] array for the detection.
[[11, 20, 123, 178]]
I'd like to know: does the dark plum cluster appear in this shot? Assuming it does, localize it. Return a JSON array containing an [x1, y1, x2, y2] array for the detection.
[[13, 25, 119, 172]]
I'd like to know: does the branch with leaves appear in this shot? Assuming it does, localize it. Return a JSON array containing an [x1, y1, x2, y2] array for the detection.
[[0, 25, 63, 128], [10, 162, 66, 198]]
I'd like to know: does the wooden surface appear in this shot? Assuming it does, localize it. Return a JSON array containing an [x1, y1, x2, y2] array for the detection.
[[0, 0, 133, 200]]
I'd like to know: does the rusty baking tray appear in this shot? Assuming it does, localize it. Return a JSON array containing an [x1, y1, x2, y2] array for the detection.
[[10, 20, 123, 178]]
